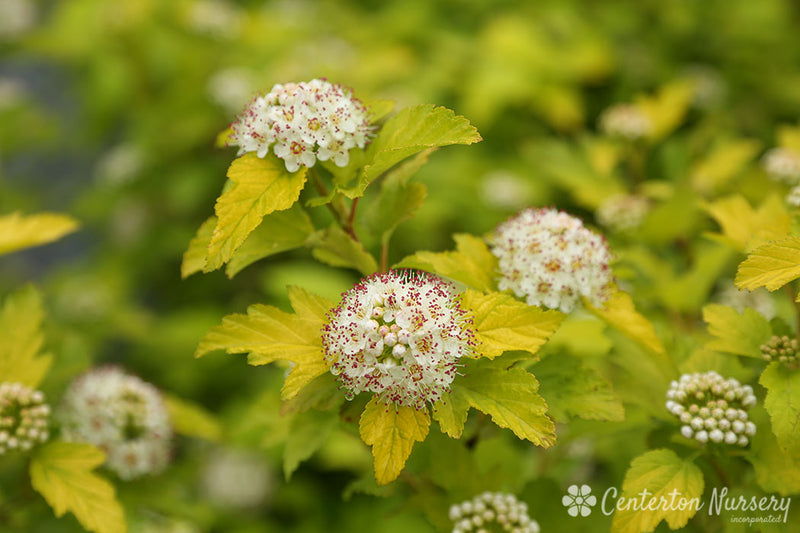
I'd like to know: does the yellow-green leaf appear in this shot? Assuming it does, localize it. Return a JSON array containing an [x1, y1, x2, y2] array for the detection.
[[702, 304, 772, 358], [226, 204, 315, 277], [690, 139, 760, 195], [586, 289, 665, 354], [0, 285, 52, 388], [310, 225, 378, 276], [736, 236, 800, 292], [359, 397, 430, 485], [396, 234, 497, 292], [163, 394, 222, 442], [181, 216, 216, 279], [196, 287, 333, 400], [456, 364, 556, 447], [360, 104, 482, 188], [747, 407, 800, 495], [432, 389, 470, 439], [30, 441, 126, 533], [0, 211, 79, 256], [637, 81, 693, 142], [760, 363, 800, 460], [205, 153, 307, 272], [703, 194, 791, 252], [461, 289, 564, 359], [611, 449, 704, 533]]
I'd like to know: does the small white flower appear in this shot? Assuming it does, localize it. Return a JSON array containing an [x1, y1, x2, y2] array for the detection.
[[228, 79, 374, 172], [58, 366, 172, 480], [322, 270, 475, 410], [598, 104, 651, 140], [666, 371, 755, 447], [595, 194, 650, 234], [450, 492, 539, 533], [491, 207, 614, 312], [0, 382, 50, 455]]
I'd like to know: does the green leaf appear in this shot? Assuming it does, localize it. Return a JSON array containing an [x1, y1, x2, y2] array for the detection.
[[356, 105, 481, 194], [446, 363, 556, 447], [747, 407, 800, 495], [0, 285, 52, 388], [586, 289, 665, 354], [181, 216, 216, 279], [363, 149, 432, 245], [163, 394, 222, 442], [703, 194, 791, 252], [0, 211, 79, 256], [196, 287, 333, 400], [611, 449, 704, 533], [637, 81, 693, 142], [690, 139, 761, 195], [461, 289, 564, 359], [760, 363, 800, 459], [359, 397, 430, 485], [283, 408, 339, 480], [736, 236, 800, 292], [702, 304, 773, 358], [310, 225, 378, 275], [226, 204, 315, 277], [396, 234, 497, 292], [280, 372, 343, 415], [536, 353, 625, 422], [432, 389, 470, 439], [205, 154, 307, 272], [30, 441, 127, 533]]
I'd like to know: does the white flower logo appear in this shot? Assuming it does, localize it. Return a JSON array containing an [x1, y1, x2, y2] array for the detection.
[[562, 484, 596, 517]]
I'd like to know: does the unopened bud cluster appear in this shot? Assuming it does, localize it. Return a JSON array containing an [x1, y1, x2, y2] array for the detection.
[[0, 382, 50, 455], [449, 492, 540, 533], [598, 104, 651, 140], [596, 194, 650, 234], [761, 335, 800, 368], [762, 147, 800, 185], [666, 371, 756, 447], [58, 367, 172, 480], [228, 78, 373, 172]]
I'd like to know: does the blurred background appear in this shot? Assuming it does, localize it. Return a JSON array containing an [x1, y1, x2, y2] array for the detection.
[[2, 0, 800, 531]]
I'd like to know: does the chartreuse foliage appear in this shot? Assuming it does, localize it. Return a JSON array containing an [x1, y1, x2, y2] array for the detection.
[[0, 286, 53, 388], [760, 364, 800, 460], [611, 449, 704, 533], [702, 304, 772, 358], [736, 236, 800, 292], [30, 442, 127, 533], [0, 212, 79, 256]]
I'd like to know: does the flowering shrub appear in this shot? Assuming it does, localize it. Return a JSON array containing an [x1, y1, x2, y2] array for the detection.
[[3, 1, 800, 533]]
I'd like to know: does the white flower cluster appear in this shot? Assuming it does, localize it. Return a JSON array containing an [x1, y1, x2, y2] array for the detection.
[[201, 448, 273, 509], [762, 147, 800, 185], [666, 371, 756, 447], [58, 367, 172, 480], [761, 335, 800, 368], [491, 208, 614, 313], [321, 270, 475, 410], [595, 194, 650, 234], [449, 492, 540, 533], [0, 382, 50, 455], [598, 104, 651, 140], [228, 79, 373, 172]]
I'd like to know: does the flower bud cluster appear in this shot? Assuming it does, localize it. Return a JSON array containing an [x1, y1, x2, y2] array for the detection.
[[596, 194, 650, 234], [598, 104, 651, 140], [491, 208, 614, 313], [228, 78, 373, 172], [666, 371, 756, 447], [449, 492, 539, 533], [761, 335, 800, 368], [0, 382, 50, 455], [763, 147, 800, 185], [58, 367, 172, 480], [322, 270, 475, 410]]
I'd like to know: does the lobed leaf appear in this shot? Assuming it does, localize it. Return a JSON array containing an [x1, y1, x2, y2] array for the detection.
[[205, 154, 307, 272], [359, 397, 430, 485], [735, 235, 800, 292], [760, 363, 800, 460], [461, 289, 564, 359], [396, 234, 497, 292], [30, 442, 127, 533], [586, 289, 665, 354], [0, 211, 79, 256], [0, 285, 53, 388], [702, 304, 772, 359], [703, 194, 790, 252], [611, 449, 704, 533]]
